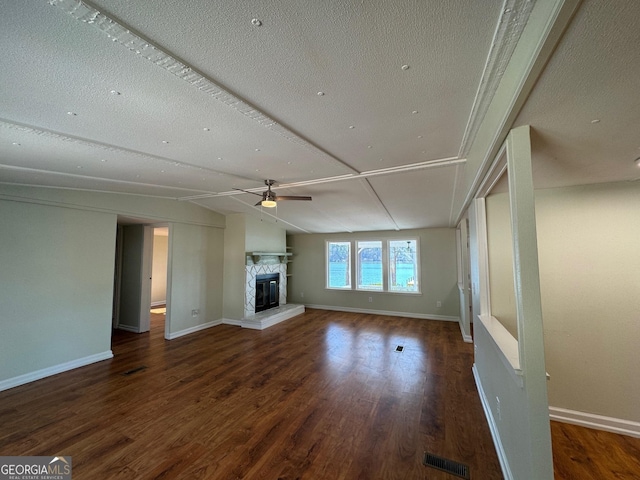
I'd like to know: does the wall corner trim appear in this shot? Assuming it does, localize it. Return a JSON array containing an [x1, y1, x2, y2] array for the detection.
[[0, 350, 114, 392], [166, 319, 222, 340], [549, 406, 640, 439], [473, 364, 514, 480]]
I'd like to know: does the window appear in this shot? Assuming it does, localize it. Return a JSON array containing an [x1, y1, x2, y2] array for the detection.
[[327, 241, 351, 289], [326, 238, 420, 293], [357, 241, 383, 290], [389, 239, 419, 293]]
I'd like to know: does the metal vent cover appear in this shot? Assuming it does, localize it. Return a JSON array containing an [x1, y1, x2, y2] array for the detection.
[[423, 452, 470, 479]]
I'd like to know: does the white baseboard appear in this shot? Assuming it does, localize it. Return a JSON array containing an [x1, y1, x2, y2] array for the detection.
[[117, 323, 141, 333], [305, 304, 459, 322], [472, 364, 513, 480], [0, 351, 113, 392], [459, 321, 473, 343], [549, 406, 640, 438], [151, 300, 166, 307], [166, 319, 222, 340], [221, 318, 242, 327]]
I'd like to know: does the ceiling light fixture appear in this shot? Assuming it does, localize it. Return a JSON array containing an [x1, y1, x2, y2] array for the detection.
[[401, 65, 410, 70], [251, 18, 262, 26], [317, 91, 325, 96], [635, 157, 640, 168]]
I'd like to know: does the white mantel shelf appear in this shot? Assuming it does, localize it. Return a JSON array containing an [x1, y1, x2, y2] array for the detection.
[[249, 252, 292, 264]]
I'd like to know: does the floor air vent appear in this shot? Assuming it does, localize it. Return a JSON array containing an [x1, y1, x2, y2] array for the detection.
[[123, 365, 147, 376], [423, 452, 469, 479], [395, 345, 404, 352]]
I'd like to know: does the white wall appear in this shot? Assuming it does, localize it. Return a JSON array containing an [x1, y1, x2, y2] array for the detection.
[[0, 200, 116, 384], [287, 228, 459, 319]]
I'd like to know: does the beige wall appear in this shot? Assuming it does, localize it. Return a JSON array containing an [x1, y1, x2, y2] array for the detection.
[[485, 181, 640, 423], [287, 228, 459, 319], [0, 199, 116, 382], [0, 185, 226, 388], [486, 192, 518, 338], [222, 213, 287, 320], [151, 232, 168, 305]]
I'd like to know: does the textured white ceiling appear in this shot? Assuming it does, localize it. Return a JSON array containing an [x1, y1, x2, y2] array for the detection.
[[1, 0, 638, 232]]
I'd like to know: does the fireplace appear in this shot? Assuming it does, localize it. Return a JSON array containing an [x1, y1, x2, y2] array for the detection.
[[255, 273, 279, 313]]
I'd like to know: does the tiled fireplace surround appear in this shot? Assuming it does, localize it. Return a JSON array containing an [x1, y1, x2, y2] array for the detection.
[[242, 254, 304, 329], [244, 258, 287, 318]]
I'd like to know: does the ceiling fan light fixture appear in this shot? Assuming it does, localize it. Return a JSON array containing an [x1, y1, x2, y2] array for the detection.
[[261, 200, 277, 208]]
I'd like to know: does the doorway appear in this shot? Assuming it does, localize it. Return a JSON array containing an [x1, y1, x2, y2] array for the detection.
[[150, 226, 169, 333], [112, 221, 171, 341]]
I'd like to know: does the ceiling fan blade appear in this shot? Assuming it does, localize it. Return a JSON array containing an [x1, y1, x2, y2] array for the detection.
[[275, 196, 312, 201], [233, 187, 262, 197]]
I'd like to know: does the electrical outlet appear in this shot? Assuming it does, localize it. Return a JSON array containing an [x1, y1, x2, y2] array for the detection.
[[368, 296, 373, 303], [191, 309, 199, 317], [496, 397, 501, 421], [300, 291, 304, 298], [436, 300, 442, 308]]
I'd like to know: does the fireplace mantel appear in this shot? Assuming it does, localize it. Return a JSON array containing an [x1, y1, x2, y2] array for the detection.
[[248, 252, 292, 264]]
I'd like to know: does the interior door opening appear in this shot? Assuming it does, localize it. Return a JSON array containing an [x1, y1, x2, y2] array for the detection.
[[150, 226, 169, 332]]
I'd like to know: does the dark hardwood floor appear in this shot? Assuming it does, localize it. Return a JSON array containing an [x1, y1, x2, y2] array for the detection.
[[551, 421, 640, 479], [1, 309, 637, 479]]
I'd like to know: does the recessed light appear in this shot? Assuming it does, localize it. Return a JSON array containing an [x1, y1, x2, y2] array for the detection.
[[349, 125, 355, 129], [76, 165, 82, 169], [418, 135, 423, 139], [317, 91, 325, 96], [367, 145, 372, 149], [67, 111, 77, 116], [635, 157, 640, 167], [160, 170, 165, 173], [12, 142, 20, 146], [217, 157, 222, 160], [110, 90, 121, 95], [412, 110, 419, 114], [100, 159, 107, 162], [251, 18, 262, 26], [287, 161, 292, 165], [162, 140, 169, 144], [255, 148, 260, 152], [591, 119, 600, 124], [203, 127, 210, 131], [401, 65, 410, 71]]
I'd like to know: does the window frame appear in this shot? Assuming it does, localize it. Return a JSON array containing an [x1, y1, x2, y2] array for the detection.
[[355, 240, 384, 291], [325, 238, 421, 294], [326, 241, 352, 290], [388, 239, 420, 293]]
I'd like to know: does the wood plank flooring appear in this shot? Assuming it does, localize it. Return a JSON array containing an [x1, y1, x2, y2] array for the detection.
[[551, 421, 640, 479], [3, 309, 637, 479], [0, 309, 502, 479]]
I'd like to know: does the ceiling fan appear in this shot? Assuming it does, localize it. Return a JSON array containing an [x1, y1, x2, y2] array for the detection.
[[235, 179, 312, 208]]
